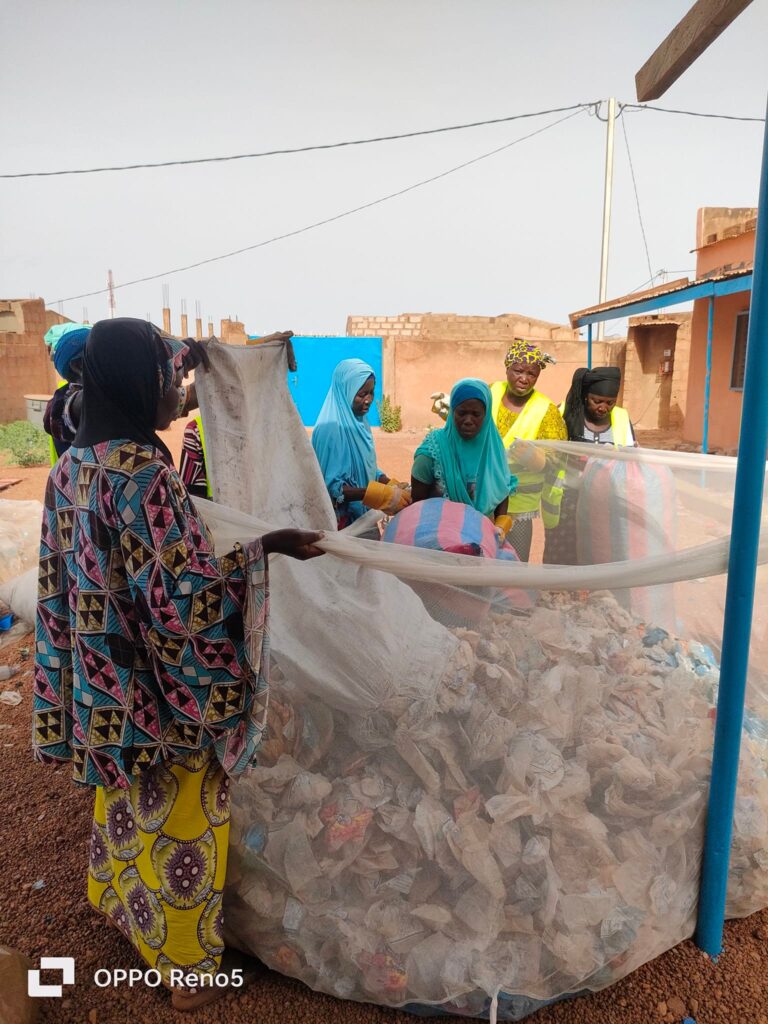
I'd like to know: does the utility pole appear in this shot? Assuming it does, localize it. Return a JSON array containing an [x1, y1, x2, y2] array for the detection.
[[107, 270, 116, 319], [161, 284, 172, 334], [596, 97, 617, 341]]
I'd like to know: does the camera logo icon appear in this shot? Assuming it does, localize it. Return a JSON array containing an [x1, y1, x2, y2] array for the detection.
[[27, 956, 75, 998]]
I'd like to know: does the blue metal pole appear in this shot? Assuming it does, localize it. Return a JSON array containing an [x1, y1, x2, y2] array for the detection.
[[587, 322, 593, 369], [702, 295, 715, 454], [695, 97, 768, 957]]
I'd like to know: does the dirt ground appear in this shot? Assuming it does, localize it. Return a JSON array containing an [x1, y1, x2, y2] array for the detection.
[[2, 427, 768, 1023]]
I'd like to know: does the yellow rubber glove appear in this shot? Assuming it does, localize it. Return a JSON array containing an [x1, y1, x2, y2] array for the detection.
[[494, 514, 514, 544], [384, 477, 412, 492], [363, 481, 412, 514]]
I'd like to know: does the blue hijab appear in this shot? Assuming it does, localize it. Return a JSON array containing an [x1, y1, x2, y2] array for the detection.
[[415, 379, 513, 516], [312, 359, 378, 504], [52, 326, 91, 380]]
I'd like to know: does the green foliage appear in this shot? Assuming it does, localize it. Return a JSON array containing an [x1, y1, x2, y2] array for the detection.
[[0, 421, 50, 467], [377, 394, 402, 433]]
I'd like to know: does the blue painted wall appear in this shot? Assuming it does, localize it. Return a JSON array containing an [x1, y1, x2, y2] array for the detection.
[[274, 335, 384, 427]]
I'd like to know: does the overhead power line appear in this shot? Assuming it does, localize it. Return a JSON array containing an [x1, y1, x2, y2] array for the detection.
[[2, 103, 596, 180], [50, 108, 585, 305], [3, 100, 763, 180], [624, 102, 764, 122], [620, 114, 654, 285]]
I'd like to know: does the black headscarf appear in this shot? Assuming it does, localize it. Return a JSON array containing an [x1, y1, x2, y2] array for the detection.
[[562, 366, 621, 441], [73, 318, 175, 462]]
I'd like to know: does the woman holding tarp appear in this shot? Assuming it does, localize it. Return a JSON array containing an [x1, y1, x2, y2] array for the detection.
[[312, 358, 411, 528], [32, 317, 323, 1011]]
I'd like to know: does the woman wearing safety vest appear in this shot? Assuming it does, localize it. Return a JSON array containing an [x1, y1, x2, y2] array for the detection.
[[489, 338, 567, 561], [559, 365, 635, 447], [543, 365, 636, 565]]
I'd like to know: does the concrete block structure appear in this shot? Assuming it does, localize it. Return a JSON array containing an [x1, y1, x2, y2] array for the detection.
[[347, 312, 625, 429], [624, 312, 692, 430], [684, 208, 755, 451], [0, 299, 63, 423], [570, 206, 755, 452]]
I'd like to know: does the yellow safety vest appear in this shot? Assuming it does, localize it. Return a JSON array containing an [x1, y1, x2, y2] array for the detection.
[[489, 383, 564, 526], [48, 380, 68, 467], [610, 407, 632, 447], [557, 403, 633, 447], [195, 416, 214, 499]]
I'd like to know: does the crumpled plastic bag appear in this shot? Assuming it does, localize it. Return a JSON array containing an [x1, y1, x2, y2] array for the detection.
[[0, 500, 42, 585]]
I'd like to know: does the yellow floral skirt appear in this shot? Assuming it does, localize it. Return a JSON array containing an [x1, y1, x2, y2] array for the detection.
[[87, 750, 230, 984]]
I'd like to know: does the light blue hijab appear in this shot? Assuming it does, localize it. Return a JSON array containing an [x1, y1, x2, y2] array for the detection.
[[415, 378, 514, 516], [312, 359, 378, 505]]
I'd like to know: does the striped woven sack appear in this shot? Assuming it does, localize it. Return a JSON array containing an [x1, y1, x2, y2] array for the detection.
[[383, 498, 532, 622]]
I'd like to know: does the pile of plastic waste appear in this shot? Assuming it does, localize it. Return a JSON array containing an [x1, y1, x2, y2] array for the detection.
[[225, 590, 768, 1019]]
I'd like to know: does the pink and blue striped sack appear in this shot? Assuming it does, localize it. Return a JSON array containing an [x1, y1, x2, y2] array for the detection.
[[383, 498, 532, 622]]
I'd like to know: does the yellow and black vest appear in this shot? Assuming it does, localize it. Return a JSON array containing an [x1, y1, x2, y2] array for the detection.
[[557, 403, 633, 447], [490, 383, 564, 527]]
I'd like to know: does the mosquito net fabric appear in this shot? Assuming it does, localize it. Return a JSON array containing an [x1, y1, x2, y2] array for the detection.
[[2, 339, 767, 1020]]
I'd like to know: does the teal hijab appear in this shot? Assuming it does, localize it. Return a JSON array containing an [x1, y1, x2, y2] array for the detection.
[[416, 379, 513, 515]]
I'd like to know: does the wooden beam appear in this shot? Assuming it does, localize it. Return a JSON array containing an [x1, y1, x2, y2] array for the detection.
[[636, 0, 754, 101]]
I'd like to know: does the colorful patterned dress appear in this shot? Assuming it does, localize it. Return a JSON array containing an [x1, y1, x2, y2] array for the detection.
[[33, 440, 269, 983]]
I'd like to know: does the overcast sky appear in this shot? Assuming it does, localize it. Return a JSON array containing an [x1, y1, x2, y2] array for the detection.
[[2, 0, 766, 338]]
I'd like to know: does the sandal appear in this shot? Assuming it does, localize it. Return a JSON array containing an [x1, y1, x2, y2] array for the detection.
[[171, 986, 227, 1012]]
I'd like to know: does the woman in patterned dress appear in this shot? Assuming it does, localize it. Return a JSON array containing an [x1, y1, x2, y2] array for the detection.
[[32, 318, 323, 1010]]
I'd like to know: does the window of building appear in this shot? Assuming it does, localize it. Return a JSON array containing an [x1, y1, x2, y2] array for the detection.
[[730, 311, 750, 391]]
